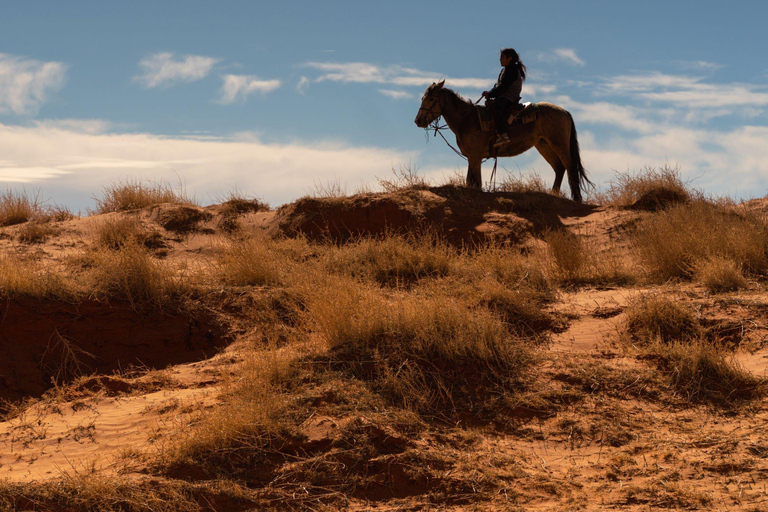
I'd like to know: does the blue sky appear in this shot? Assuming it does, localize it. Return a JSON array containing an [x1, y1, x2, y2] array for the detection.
[[2, 0, 768, 209]]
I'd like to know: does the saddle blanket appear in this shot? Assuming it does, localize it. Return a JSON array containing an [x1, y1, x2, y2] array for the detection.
[[508, 102, 539, 125], [477, 103, 539, 132]]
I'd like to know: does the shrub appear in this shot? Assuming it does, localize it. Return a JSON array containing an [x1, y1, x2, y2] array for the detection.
[[88, 245, 184, 310], [649, 338, 763, 404], [694, 257, 748, 293], [158, 347, 299, 480], [632, 201, 768, 280], [625, 294, 702, 343], [601, 164, 692, 209], [94, 179, 193, 213], [466, 243, 554, 300], [497, 171, 553, 195], [216, 237, 283, 286], [92, 216, 165, 251], [16, 220, 60, 244], [377, 164, 430, 193], [0, 189, 42, 226], [302, 276, 533, 418], [544, 229, 635, 287], [325, 232, 453, 287], [0, 254, 73, 299]]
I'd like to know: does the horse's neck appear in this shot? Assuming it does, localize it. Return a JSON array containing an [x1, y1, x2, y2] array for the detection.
[[440, 90, 474, 132]]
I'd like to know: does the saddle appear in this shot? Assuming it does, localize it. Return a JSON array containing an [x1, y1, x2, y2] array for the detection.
[[477, 102, 539, 133], [507, 102, 539, 124]]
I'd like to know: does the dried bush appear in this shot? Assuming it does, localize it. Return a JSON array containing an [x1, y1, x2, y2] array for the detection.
[[632, 201, 768, 280], [0, 189, 43, 226], [325, 232, 453, 287], [625, 294, 702, 343], [87, 245, 184, 310], [16, 220, 60, 244], [544, 229, 635, 287], [377, 164, 430, 193], [497, 171, 554, 195], [216, 237, 283, 286], [694, 257, 748, 293], [0, 254, 74, 299], [648, 338, 763, 404], [94, 178, 193, 213], [600, 164, 692, 209], [92, 216, 165, 251], [302, 275, 533, 418]]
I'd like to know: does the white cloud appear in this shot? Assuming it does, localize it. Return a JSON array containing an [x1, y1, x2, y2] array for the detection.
[[0, 53, 67, 115], [0, 121, 418, 208], [296, 76, 310, 95], [676, 60, 724, 72], [218, 74, 281, 104], [303, 61, 492, 90], [135, 52, 219, 88], [538, 48, 586, 67], [379, 89, 413, 100]]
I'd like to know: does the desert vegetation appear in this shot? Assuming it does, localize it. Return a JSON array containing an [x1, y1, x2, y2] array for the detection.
[[1, 170, 767, 511]]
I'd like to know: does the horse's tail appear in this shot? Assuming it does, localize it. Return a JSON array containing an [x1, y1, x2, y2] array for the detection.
[[567, 113, 593, 203]]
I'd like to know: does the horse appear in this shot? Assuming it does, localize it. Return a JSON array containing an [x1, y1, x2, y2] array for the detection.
[[414, 80, 592, 202]]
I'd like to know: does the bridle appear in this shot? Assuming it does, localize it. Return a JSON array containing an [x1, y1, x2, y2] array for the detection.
[[418, 93, 443, 122]]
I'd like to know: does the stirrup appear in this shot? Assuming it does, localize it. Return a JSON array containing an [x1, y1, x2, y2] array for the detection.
[[493, 134, 510, 147]]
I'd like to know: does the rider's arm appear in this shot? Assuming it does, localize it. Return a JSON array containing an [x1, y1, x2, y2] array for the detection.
[[487, 66, 519, 99]]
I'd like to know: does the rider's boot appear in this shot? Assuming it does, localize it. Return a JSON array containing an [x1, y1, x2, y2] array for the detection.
[[493, 132, 510, 147]]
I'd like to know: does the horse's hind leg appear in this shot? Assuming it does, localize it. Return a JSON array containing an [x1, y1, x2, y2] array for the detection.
[[535, 140, 567, 193]]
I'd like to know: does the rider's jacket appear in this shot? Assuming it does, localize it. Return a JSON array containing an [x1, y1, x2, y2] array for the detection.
[[487, 64, 522, 104]]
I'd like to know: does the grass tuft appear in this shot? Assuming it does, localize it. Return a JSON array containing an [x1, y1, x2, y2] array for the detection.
[[0, 189, 42, 227], [694, 256, 748, 293], [94, 178, 193, 213], [216, 236, 283, 286], [633, 200, 768, 280], [625, 294, 702, 343], [601, 164, 692, 209]]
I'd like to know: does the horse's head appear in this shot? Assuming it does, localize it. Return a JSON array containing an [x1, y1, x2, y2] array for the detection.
[[414, 80, 445, 128]]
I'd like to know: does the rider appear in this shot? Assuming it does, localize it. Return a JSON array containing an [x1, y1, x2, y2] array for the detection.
[[482, 48, 526, 147]]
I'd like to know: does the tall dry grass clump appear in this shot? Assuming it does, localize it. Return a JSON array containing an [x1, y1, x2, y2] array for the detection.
[[0, 189, 43, 226], [497, 171, 554, 195], [93, 178, 193, 213], [649, 339, 763, 404], [377, 164, 431, 193], [601, 165, 692, 210], [0, 253, 74, 300], [325, 232, 453, 286], [465, 244, 553, 298], [92, 216, 165, 251], [87, 245, 184, 310], [625, 294, 702, 343], [302, 275, 533, 417], [633, 201, 768, 280], [158, 347, 300, 480], [216, 236, 284, 286], [693, 256, 748, 293], [544, 229, 635, 286]]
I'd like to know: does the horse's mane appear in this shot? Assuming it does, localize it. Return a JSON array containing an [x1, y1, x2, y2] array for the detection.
[[441, 86, 475, 107]]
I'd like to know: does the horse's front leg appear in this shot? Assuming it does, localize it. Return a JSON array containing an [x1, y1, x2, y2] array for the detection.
[[466, 157, 482, 189]]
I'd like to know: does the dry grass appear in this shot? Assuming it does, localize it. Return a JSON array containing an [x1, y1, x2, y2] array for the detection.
[[648, 338, 764, 404], [0, 253, 74, 299], [600, 164, 692, 209], [464, 243, 554, 299], [0, 474, 209, 512], [497, 170, 557, 195], [16, 219, 60, 244], [632, 200, 768, 280], [694, 256, 748, 293], [625, 294, 702, 343], [544, 228, 636, 286], [216, 236, 284, 286], [87, 245, 185, 310], [157, 346, 301, 480], [219, 190, 270, 214], [92, 216, 165, 251], [302, 275, 533, 418], [325, 232, 453, 287], [0, 189, 43, 226], [93, 178, 193, 213], [377, 164, 430, 193]]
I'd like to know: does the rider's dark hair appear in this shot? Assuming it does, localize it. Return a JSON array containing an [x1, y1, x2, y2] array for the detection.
[[500, 48, 526, 81]]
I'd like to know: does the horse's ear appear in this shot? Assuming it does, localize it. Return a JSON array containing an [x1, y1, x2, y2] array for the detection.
[[436, 80, 445, 89]]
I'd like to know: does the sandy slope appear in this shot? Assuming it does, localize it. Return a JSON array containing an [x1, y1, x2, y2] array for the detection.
[[1, 190, 767, 510]]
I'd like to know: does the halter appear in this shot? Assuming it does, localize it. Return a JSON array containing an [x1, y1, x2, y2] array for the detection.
[[417, 93, 443, 121]]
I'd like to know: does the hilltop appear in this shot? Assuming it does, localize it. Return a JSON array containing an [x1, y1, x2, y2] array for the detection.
[[1, 170, 767, 511]]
